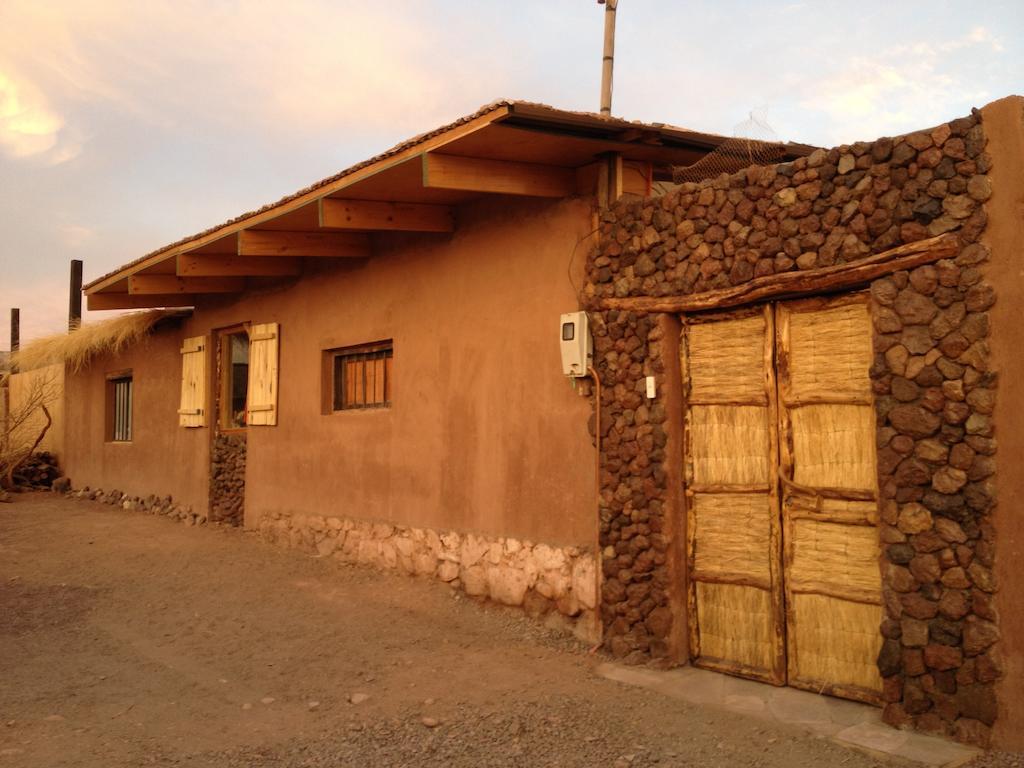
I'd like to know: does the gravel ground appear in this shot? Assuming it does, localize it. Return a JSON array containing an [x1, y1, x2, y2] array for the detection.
[[0, 492, 1012, 767]]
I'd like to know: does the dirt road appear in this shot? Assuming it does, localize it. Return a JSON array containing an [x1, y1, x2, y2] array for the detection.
[[0, 492, 904, 767]]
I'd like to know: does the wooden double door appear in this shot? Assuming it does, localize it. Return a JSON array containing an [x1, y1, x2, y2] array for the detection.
[[681, 293, 883, 704]]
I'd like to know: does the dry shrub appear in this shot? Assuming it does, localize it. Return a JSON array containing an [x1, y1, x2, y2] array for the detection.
[[1, 369, 60, 488]]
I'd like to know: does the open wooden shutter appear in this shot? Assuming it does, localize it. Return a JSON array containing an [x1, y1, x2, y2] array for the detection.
[[247, 322, 279, 426], [178, 335, 207, 427]]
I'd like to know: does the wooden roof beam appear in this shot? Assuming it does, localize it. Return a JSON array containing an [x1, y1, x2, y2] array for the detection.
[[421, 153, 575, 198], [87, 293, 198, 311], [238, 229, 370, 258], [319, 198, 454, 233], [129, 276, 245, 295], [177, 254, 303, 278]]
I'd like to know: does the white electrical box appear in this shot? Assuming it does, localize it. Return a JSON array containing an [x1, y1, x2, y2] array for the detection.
[[560, 311, 592, 378]]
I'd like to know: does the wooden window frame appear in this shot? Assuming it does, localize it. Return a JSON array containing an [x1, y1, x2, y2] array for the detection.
[[323, 340, 393, 413], [216, 325, 250, 433], [105, 369, 133, 443]]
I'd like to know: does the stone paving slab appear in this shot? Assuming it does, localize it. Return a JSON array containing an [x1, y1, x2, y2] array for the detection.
[[596, 663, 979, 767]]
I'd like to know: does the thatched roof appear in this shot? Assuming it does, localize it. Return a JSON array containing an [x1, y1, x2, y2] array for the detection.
[[12, 310, 185, 373]]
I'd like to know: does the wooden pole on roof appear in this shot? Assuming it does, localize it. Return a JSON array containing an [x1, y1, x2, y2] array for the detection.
[[2, 308, 13, 454], [10, 308, 19, 372], [599, 0, 618, 116], [69, 260, 83, 331]]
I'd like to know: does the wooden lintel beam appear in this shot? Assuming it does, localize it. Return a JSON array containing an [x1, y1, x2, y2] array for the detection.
[[587, 233, 960, 314], [177, 254, 303, 277], [319, 198, 454, 233], [421, 153, 576, 198], [238, 229, 370, 258], [129, 276, 245, 295], [87, 293, 197, 311]]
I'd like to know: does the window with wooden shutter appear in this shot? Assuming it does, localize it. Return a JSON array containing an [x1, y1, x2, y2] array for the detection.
[[178, 335, 207, 427], [246, 322, 279, 426]]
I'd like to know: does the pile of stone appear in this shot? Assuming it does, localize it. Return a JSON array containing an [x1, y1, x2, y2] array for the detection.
[[66, 486, 205, 526], [258, 510, 599, 642], [9, 451, 61, 489]]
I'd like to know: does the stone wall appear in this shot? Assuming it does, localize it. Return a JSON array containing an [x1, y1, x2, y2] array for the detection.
[[209, 433, 245, 525], [590, 312, 677, 661], [258, 511, 599, 642], [585, 111, 999, 744]]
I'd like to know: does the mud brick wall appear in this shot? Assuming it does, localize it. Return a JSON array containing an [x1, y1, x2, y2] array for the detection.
[[209, 433, 245, 525], [586, 111, 1000, 744]]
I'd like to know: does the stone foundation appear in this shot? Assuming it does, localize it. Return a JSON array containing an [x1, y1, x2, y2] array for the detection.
[[258, 511, 599, 642], [67, 486, 203, 525]]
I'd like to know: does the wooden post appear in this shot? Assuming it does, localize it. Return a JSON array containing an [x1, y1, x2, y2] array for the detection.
[[1, 308, 9, 454], [10, 308, 19, 373], [599, 0, 618, 115], [69, 260, 83, 331]]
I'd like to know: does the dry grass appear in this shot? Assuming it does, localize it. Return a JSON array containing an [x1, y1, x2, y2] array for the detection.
[[697, 581, 774, 670], [11, 311, 172, 373], [790, 592, 883, 693], [686, 314, 767, 404], [689, 405, 770, 486], [693, 493, 773, 583], [790, 404, 876, 490]]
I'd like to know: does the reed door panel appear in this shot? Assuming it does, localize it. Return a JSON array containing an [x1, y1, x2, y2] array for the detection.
[[776, 294, 883, 704], [682, 306, 785, 684]]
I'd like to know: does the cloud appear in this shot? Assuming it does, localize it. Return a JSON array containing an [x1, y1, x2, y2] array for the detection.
[[0, 68, 79, 163], [796, 27, 1001, 144], [0, 0, 490, 148]]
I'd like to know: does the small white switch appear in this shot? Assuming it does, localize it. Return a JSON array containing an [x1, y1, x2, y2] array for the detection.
[[645, 376, 656, 399]]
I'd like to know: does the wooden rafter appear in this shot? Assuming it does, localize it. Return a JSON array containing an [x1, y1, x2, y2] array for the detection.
[[421, 153, 576, 198], [83, 106, 512, 294], [176, 254, 303, 277], [319, 198, 454, 232], [587, 234, 959, 314], [129, 276, 245, 295], [237, 230, 370, 258], [87, 293, 197, 311]]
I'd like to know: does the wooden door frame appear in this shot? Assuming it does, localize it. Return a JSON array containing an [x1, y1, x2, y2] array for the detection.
[[212, 323, 251, 435]]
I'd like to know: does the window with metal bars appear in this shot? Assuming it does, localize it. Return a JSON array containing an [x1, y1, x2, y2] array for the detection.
[[330, 342, 392, 410], [107, 374, 133, 442]]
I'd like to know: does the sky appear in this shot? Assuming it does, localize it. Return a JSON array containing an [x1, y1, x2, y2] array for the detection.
[[1, 0, 1020, 345]]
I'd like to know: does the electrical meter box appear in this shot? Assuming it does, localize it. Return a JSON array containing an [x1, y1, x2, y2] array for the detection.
[[559, 311, 592, 377]]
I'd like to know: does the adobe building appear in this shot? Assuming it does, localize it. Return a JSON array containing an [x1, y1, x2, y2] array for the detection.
[[21, 96, 1024, 748]]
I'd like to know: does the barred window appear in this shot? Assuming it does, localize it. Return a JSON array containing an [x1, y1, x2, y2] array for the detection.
[[107, 373, 133, 442], [330, 342, 392, 410]]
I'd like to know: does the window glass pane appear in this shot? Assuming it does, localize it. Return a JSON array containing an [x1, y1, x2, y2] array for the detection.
[[225, 332, 249, 428]]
